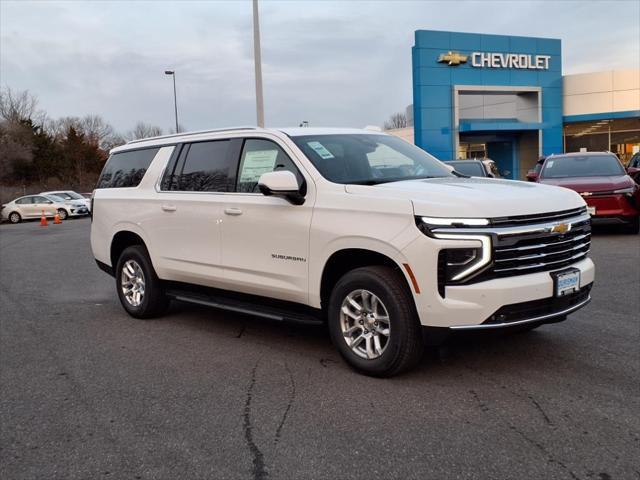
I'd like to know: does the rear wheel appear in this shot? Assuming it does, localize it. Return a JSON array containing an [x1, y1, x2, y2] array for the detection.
[[8, 212, 21, 224], [328, 266, 424, 377], [115, 245, 170, 319], [57, 208, 68, 220]]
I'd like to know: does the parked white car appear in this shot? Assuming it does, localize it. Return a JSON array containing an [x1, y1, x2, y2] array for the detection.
[[1, 194, 69, 223], [91, 127, 595, 376], [41, 190, 92, 212]]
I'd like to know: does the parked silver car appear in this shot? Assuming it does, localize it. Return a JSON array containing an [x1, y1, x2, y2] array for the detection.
[[41, 190, 92, 212], [1, 194, 68, 223]]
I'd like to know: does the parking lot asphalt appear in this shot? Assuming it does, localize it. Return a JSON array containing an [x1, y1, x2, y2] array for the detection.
[[0, 217, 638, 480]]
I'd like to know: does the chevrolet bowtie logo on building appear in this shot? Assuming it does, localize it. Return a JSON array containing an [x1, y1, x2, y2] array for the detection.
[[438, 51, 468, 66], [550, 223, 571, 234]]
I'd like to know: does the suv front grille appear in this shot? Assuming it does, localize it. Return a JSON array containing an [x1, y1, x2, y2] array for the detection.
[[487, 217, 591, 279], [431, 207, 592, 285]]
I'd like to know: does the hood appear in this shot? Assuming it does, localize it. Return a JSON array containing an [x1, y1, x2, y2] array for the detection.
[[344, 177, 585, 218], [539, 175, 634, 193]]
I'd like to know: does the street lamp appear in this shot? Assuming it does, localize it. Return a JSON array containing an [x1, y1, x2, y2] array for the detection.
[[164, 70, 179, 133], [252, 0, 264, 127]]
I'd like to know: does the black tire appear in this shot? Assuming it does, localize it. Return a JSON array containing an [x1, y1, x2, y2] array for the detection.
[[57, 208, 68, 220], [115, 245, 170, 319], [8, 212, 21, 224], [624, 216, 639, 234], [328, 266, 424, 377]]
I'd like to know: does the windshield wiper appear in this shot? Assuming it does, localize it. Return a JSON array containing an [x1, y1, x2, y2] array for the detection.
[[349, 175, 448, 186]]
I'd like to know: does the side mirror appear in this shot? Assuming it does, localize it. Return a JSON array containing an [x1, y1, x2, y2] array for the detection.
[[526, 170, 539, 182], [257, 171, 304, 205]]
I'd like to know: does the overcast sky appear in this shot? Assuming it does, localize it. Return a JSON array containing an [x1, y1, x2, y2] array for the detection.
[[1, 0, 639, 134]]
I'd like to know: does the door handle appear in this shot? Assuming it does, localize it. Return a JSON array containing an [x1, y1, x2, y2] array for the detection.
[[161, 204, 177, 212], [224, 207, 243, 216]]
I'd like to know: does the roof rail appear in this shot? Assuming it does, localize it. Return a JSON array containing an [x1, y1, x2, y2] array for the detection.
[[126, 126, 258, 145]]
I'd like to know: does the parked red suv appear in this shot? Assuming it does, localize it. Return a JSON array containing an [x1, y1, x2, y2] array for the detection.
[[536, 152, 639, 234]]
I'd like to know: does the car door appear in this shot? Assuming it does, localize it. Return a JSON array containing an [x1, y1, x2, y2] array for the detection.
[[219, 136, 314, 304], [145, 139, 236, 286], [14, 197, 35, 217], [33, 196, 57, 216]]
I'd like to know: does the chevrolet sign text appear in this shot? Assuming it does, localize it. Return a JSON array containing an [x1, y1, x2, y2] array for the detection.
[[471, 52, 551, 70]]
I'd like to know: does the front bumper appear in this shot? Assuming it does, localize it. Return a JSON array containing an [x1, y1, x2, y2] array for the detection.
[[585, 194, 638, 221], [68, 207, 89, 216], [449, 283, 592, 330]]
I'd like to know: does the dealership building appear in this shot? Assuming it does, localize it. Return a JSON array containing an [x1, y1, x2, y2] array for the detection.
[[395, 30, 640, 179]]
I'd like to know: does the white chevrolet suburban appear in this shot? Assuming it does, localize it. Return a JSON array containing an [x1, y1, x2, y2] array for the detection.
[[91, 127, 595, 376]]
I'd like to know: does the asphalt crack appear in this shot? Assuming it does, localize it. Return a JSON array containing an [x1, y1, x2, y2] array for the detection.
[[274, 359, 296, 445], [243, 360, 267, 480]]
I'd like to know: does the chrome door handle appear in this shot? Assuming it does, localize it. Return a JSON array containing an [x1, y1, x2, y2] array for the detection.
[[161, 204, 177, 212], [224, 207, 243, 216]]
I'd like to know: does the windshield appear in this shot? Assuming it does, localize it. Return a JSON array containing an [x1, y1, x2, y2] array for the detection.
[[448, 161, 485, 177], [541, 155, 625, 178], [290, 134, 453, 184], [55, 191, 83, 200]]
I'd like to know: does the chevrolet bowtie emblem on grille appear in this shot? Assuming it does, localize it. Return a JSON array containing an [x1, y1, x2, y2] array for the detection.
[[438, 51, 468, 66], [551, 223, 571, 234]]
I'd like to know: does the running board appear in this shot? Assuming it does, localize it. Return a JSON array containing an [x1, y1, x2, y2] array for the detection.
[[164, 287, 323, 326]]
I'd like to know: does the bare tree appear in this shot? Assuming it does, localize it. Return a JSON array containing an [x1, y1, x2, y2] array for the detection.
[[45, 116, 82, 140], [0, 87, 38, 123], [383, 112, 408, 130], [80, 114, 114, 148], [101, 133, 126, 151], [126, 122, 163, 141]]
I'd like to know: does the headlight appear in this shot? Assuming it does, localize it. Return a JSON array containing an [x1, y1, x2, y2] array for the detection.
[[433, 233, 492, 281], [416, 216, 493, 284], [612, 186, 636, 195]]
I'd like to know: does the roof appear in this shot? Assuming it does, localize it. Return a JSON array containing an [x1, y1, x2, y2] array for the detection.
[[278, 127, 386, 137], [112, 126, 387, 153], [548, 151, 616, 157]]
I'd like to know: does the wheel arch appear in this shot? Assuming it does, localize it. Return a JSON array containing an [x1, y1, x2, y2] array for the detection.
[[110, 230, 148, 269], [318, 247, 417, 312]]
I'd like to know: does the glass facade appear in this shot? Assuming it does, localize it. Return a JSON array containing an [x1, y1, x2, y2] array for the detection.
[[564, 117, 640, 165]]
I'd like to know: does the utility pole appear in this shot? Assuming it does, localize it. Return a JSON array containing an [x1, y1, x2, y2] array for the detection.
[[252, 0, 265, 127], [164, 70, 179, 133]]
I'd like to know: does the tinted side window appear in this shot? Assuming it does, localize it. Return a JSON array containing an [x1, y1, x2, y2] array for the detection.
[[16, 197, 32, 205], [178, 140, 233, 192], [96, 147, 160, 189], [237, 139, 303, 193]]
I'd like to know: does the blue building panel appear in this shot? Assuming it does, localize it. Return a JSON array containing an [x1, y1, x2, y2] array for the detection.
[[412, 30, 564, 178]]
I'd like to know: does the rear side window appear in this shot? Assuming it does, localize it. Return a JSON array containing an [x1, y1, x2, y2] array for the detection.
[[176, 140, 234, 192], [96, 147, 160, 189], [16, 197, 33, 205]]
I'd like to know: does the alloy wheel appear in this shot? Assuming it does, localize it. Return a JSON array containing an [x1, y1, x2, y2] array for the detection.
[[340, 289, 391, 360], [121, 259, 146, 307]]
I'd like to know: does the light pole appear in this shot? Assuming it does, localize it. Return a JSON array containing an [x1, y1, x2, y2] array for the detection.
[[252, 0, 264, 127], [164, 70, 179, 133]]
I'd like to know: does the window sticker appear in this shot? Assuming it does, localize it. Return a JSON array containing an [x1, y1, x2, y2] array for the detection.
[[307, 141, 335, 159], [546, 160, 554, 168], [239, 150, 278, 183]]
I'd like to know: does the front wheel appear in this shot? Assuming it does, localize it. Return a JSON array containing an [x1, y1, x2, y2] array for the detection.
[[115, 245, 170, 319], [57, 208, 68, 220], [624, 216, 639, 234], [328, 266, 424, 377]]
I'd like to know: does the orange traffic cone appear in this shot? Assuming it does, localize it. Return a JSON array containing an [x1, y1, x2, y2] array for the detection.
[[40, 210, 49, 227], [53, 213, 62, 224]]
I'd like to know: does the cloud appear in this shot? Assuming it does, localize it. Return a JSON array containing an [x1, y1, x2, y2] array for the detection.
[[1, 0, 638, 134]]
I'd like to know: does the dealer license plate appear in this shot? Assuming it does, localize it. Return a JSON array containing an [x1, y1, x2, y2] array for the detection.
[[552, 269, 580, 297], [587, 206, 596, 216]]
